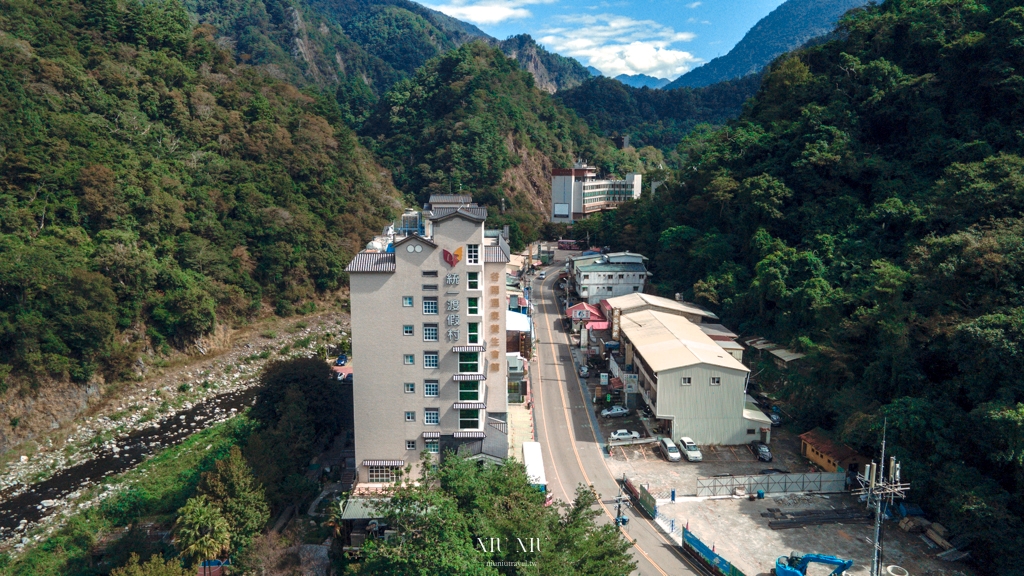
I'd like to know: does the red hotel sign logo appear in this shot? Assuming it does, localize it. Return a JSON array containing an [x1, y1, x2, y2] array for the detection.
[[443, 247, 463, 267]]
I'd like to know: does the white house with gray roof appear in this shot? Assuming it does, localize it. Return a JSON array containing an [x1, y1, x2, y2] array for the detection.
[[570, 252, 649, 304]]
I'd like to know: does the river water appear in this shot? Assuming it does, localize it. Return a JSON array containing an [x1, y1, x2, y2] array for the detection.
[[0, 386, 262, 540]]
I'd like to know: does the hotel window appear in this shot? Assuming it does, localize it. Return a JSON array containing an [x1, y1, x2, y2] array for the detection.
[[459, 409, 480, 429], [425, 408, 439, 425], [406, 440, 417, 450], [404, 411, 416, 422], [403, 296, 414, 307], [423, 270, 438, 277], [633, 286, 639, 292], [467, 244, 479, 264], [424, 380, 439, 397], [368, 466, 398, 483], [459, 352, 480, 373], [468, 323, 480, 344], [459, 382, 479, 401], [423, 297, 438, 315], [467, 272, 479, 290], [424, 352, 439, 368], [403, 325, 414, 336], [403, 354, 415, 365], [710, 377, 721, 386], [426, 439, 439, 453], [422, 284, 438, 291], [583, 274, 589, 280], [423, 324, 439, 342], [680, 377, 691, 386], [404, 382, 415, 394], [467, 297, 479, 315]]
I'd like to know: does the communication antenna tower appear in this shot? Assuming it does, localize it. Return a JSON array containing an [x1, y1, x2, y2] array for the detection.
[[852, 419, 910, 576]]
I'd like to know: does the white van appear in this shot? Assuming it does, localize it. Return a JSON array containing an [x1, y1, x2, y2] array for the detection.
[[659, 437, 681, 462]]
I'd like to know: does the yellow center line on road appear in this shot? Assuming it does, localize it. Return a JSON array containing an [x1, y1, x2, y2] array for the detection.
[[534, 274, 671, 576]]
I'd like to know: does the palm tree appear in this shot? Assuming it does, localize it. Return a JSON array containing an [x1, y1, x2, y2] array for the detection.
[[174, 495, 231, 576], [324, 493, 348, 539]]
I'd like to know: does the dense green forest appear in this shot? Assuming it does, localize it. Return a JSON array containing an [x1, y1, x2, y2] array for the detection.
[[0, 0, 631, 388], [571, 0, 1024, 570], [555, 74, 762, 151], [0, 0, 400, 387], [360, 42, 644, 248]]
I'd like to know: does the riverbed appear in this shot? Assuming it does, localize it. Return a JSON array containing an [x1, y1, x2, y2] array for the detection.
[[0, 384, 262, 540]]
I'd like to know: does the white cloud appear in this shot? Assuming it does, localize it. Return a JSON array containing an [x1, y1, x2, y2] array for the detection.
[[538, 14, 701, 78], [423, 0, 556, 25], [685, 2, 702, 8]]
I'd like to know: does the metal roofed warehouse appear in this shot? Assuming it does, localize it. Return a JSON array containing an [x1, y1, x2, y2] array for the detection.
[[618, 310, 771, 446]]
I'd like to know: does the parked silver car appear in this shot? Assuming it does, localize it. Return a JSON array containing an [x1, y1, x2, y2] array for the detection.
[[600, 405, 629, 418], [609, 429, 640, 441]]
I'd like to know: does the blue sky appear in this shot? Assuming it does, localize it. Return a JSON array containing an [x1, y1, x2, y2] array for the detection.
[[420, 0, 787, 79]]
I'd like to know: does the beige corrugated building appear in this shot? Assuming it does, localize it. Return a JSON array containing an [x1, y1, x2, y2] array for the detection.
[[619, 310, 771, 445]]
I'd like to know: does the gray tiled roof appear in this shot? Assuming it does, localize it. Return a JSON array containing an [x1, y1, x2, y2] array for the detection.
[[428, 206, 488, 221], [484, 246, 510, 263], [345, 252, 396, 273]]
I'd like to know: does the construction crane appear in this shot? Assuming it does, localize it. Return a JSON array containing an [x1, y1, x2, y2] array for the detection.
[[772, 552, 854, 576]]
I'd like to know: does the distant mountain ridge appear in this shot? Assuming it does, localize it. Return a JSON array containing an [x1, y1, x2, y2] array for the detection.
[[183, 0, 589, 95], [614, 74, 670, 89], [665, 0, 872, 89]]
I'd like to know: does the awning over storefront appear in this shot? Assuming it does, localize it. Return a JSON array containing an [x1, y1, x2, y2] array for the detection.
[[454, 402, 487, 410], [362, 460, 404, 467], [454, 431, 486, 439]]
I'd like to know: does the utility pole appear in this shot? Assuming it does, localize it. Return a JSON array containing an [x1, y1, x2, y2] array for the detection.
[[852, 420, 910, 576]]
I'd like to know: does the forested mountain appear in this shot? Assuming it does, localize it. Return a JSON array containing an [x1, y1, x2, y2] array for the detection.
[[556, 74, 761, 150], [0, 0, 400, 387], [360, 42, 643, 247], [665, 0, 871, 89], [571, 1, 1024, 569], [182, 0, 589, 99]]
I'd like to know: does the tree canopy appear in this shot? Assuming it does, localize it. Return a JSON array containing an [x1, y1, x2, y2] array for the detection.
[[360, 454, 635, 575]]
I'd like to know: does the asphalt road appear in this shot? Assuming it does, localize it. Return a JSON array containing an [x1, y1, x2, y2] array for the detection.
[[529, 266, 702, 576]]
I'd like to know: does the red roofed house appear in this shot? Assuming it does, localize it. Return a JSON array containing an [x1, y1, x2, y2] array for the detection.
[[799, 428, 869, 474]]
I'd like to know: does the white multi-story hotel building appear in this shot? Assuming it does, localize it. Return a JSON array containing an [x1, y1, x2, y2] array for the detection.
[[345, 195, 510, 485], [550, 161, 641, 223]]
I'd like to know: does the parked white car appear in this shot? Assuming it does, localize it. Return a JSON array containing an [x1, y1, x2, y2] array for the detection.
[[609, 429, 640, 441], [600, 405, 629, 418], [579, 365, 590, 378], [679, 437, 703, 462], [659, 437, 681, 462]]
